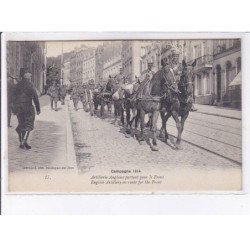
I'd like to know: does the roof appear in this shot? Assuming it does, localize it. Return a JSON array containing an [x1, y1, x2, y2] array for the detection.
[[229, 72, 241, 87]]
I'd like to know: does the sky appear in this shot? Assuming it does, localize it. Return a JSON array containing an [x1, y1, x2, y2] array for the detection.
[[46, 41, 103, 57]]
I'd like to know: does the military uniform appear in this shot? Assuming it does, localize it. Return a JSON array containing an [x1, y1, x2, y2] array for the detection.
[[48, 83, 60, 111], [71, 84, 80, 111], [60, 85, 67, 105], [78, 84, 87, 110], [116, 70, 125, 86], [12, 68, 40, 149]]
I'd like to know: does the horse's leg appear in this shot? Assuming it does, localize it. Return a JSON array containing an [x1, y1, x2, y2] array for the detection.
[[171, 110, 182, 148], [159, 112, 165, 138], [50, 98, 53, 110], [55, 101, 58, 111], [125, 101, 131, 134], [135, 108, 140, 129], [120, 103, 125, 126], [179, 111, 189, 145], [164, 112, 176, 148], [139, 108, 145, 143], [151, 111, 160, 151], [100, 101, 104, 118]]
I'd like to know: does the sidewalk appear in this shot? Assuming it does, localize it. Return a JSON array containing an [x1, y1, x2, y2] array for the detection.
[[8, 95, 77, 192], [194, 104, 241, 120]]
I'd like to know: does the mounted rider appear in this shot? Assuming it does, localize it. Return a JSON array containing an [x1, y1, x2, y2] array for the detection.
[[135, 62, 155, 99]]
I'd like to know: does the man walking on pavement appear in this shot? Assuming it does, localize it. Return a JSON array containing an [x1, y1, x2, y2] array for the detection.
[[48, 80, 60, 111], [12, 68, 40, 149]]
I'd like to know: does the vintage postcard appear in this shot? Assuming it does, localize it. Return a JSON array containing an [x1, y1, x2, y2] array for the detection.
[[1, 33, 243, 193]]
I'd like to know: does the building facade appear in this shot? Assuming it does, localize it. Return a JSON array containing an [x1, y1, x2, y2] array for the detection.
[[82, 48, 95, 84], [122, 41, 142, 82], [69, 46, 95, 85], [63, 59, 71, 85], [140, 41, 161, 74], [185, 40, 214, 104], [213, 39, 241, 107], [103, 54, 122, 80], [95, 45, 104, 84], [7, 41, 46, 94]]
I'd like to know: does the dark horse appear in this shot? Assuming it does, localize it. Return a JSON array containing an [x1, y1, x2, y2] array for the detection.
[[135, 65, 176, 151], [160, 59, 196, 149]]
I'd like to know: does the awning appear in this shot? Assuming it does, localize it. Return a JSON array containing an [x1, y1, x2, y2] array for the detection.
[[229, 72, 241, 87]]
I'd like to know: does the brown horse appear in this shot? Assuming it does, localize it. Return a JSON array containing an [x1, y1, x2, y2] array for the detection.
[[160, 59, 196, 149]]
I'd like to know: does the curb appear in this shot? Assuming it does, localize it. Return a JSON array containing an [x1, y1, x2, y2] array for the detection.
[[65, 98, 78, 171], [195, 111, 241, 120]]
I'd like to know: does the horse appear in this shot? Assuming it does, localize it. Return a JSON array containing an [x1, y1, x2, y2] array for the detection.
[[112, 81, 141, 131], [134, 66, 176, 151], [94, 83, 113, 118], [160, 59, 196, 149]]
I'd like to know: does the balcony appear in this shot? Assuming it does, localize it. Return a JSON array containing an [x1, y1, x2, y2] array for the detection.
[[192, 55, 213, 73]]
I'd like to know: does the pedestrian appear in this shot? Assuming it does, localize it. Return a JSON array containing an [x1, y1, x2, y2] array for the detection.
[[12, 68, 40, 149], [60, 85, 67, 105], [48, 80, 60, 111], [78, 83, 87, 110], [71, 83, 79, 111]]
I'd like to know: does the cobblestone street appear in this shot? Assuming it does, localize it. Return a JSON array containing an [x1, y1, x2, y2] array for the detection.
[[69, 100, 242, 192]]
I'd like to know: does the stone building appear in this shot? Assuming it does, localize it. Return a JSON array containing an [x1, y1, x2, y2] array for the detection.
[[121, 41, 142, 82], [100, 41, 122, 82], [6, 41, 46, 94], [82, 48, 95, 84], [63, 59, 71, 85], [140, 41, 161, 74], [95, 45, 104, 84], [213, 39, 241, 107], [185, 40, 214, 104], [69, 46, 95, 85]]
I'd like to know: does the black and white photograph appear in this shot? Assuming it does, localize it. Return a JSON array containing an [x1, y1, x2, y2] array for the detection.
[[2, 34, 242, 192]]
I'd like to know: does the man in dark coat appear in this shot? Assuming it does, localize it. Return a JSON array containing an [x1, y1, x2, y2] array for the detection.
[[12, 68, 40, 149]]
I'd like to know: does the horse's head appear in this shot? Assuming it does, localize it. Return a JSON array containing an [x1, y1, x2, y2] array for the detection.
[[179, 59, 196, 97]]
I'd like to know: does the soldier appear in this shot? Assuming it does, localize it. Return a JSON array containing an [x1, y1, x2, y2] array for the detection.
[[105, 75, 113, 92], [136, 62, 155, 98], [12, 68, 40, 149], [48, 80, 60, 111], [168, 47, 182, 91], [116, 68, 125, 85], [86, 81, 95, 116], [60, 84, 67, 105], [78, 83, 87, 110], [71, 83, 80, 111]]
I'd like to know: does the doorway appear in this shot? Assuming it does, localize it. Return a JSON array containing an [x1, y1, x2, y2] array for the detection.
[[216, 65, 221, 102]]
